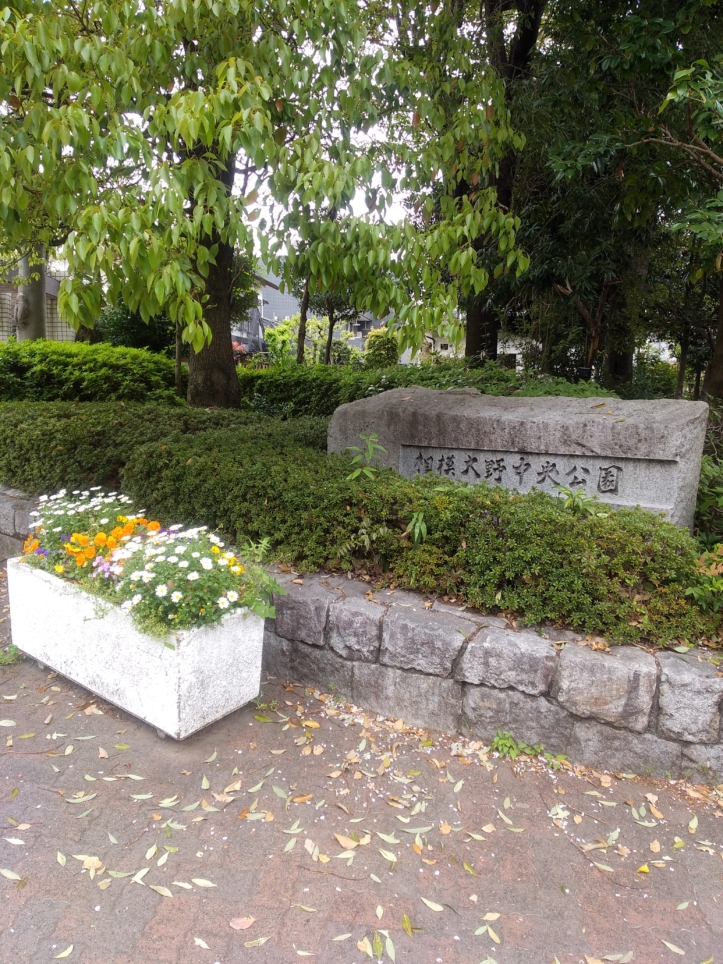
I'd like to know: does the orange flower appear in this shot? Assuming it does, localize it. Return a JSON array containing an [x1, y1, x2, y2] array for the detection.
[[147, 521, 161, 532], [135, 517, 149, 526], [110, 526, 124, 540], [23, 537, 39, 554], [94, 532, 107, 547], [75, 552, 87, 566], [65, 543, 79, 555], [122, 522, 134, 536], [84, 546, 96, 559], [106, 536, 117, 550]]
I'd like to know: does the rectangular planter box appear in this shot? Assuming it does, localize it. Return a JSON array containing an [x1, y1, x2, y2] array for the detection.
[[6, 557, 264, 739]]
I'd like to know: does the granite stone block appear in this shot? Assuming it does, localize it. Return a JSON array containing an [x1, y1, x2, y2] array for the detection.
[[567, 720, 682, 776], [262, 621, 292, 679], [327, 387, 708, 527], [273, 581, 336, 647], [680, 742, 723, 776], [352, 662, 462, 732], [380, 607, 475, 677], [551, 644, 657, 732], [327, 597, 383, 662], [292, 642, 353, 697], [657, 652, 723, 743], [462, 684, 574, 753], [456, 629, 557, 695]]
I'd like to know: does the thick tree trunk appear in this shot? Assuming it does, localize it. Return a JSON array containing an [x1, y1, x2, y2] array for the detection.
[[297, 280, 310, 365], [702, 276, 723, 402], [324, 306, 336, 365], [15, 246, 46, 341], [175, 322, 183, 398], [187, 239, 240, 408]]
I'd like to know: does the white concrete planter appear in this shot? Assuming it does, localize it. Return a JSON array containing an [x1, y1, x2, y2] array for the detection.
[[6, 558, 264, 739]]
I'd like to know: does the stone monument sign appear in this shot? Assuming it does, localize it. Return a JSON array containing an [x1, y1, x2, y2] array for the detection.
[[327, 387, 708, 528]]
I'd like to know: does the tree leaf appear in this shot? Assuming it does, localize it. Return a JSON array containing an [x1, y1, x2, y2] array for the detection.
[[149, 885, 173, 898], [230, 917, 256, 930], [54, 946, 73, 959], [402, 913, 412, 937], [0, 869, 21, 880], [194, 937, 210, 949], [191, 878, 216, 887], [204, 749, 217, 762], [661, 940, 685, 955], [57, 852, 66, 867]]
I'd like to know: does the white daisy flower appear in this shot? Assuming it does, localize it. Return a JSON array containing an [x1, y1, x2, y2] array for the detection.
[[217, 597, 230, 609], [200, 558, 213, 570], [178, 560, 189, 569], [216, 557, 229, 567], [168, 556, 179, 563], [131, 594, 142, 605], [187, 572, 200, 581], [155, 585, 168, 597], [227, 591, 238, 602], [191, 552, 200, 558], [171, 591, 183, 603]]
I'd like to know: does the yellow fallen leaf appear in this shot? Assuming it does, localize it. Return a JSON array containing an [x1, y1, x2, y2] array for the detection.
[[688, 814, 698, 834], [487, 925, 500, 944], [191, 878, 216, 888], [481, 823, 495, 833], [149, 885, 173, 898], [584, 957, 604, 964], [483, 913, 500, 921], [292, 794, 313, 804], [649, 804, 664, 820], [318, 854, 330, 864], [420, 897, 444, 912], [637, 864, 649, 873], [334, 833, 358, 850], [54, 947, 73, 959], [573, 815, 583, 825]]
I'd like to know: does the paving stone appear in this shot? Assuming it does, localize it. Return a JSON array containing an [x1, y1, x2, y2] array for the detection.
[[327, 597, 383, 661], [657, 652, 723, 743], [456, 628, 557, 695], [292, 641, 354, 697], [567, 719, 682, 776], [353, 662, 463, 732], [462, 684, 574, 753], [551, 644, 657, 732], [262, 621, 292, 678], [380, 607, 476, 677], [273, 579, 336, 647]]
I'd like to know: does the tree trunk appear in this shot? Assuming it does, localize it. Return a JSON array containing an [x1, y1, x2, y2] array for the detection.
[[175, 322, 183, 398], [674, 322, 690, 399], [296, 279, 310, 365], [15, 245, 46, 341], [702, 275, 723, 402], [187, 239, 240, 408], [324, 306, 336, 365]]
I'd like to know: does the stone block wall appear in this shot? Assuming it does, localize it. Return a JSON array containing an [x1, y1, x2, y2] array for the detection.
[[0, 486, 35, 562], [3, 486, 722, 778], [264, 573, 723, 779]]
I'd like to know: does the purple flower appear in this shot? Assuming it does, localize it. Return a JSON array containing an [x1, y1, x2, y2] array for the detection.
[[60, 534, 70, 543], [35, 548, 50, 557]]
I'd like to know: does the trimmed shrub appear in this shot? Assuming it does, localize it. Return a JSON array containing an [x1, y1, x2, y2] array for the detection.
[[0, 401, 709, 644], [0, 341, 185, 403], [364, 327, 399, 368], [238, 359, 614, 418]]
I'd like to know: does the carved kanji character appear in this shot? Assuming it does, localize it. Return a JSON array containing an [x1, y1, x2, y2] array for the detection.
[[414, 451, 434, 475], [536, 460, 559, 484], [461, 455, 480, 478], [437, 453, 455, 476], [597, 465, 622, 494], [484, 458, 506, 483], [513, 458, 531, 484], [565, 465, 591, 487]]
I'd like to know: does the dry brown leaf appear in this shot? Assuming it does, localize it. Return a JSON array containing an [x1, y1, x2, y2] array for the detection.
[[573, 815, 583, 825], [650, 840, 661, 853], [292, 794, 313, 804], [229, 917, 256, 930], [301, 746, 312, 757], [649, 804, 664, 820], [421, 858, 436, 865], [328, 771, 341, 778], [440, 822, 451, 835], [312, 746, 324, 756], [481, 824, 495, 834]]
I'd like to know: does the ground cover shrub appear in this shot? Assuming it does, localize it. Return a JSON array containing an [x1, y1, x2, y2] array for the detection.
[[0, 341, 184, 403], [0, 402, 327, 494], [0, 401, 710, 644], [238, 359, 614, 418]]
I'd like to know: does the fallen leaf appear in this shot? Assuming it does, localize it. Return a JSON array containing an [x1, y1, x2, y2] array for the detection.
[[440, 821, 451, 834], [0, 868, 21, 880], [637, 864, 649, 873], [487, 925, 500, 944], [191, 878, 216, 888], [688, 815, 698, 834], [402, 913, 413, 937], [204, 749, 217, 763], [54, 946, 73, 959], [149, 885, 173, 898], [420, 897, 444, 912], [481, 823, 495, 833], [661, 940, 685, 955], [482, 913, 500, 921], [650, 840, 661, 853], [334, 833, 358, 850], [244, 937, 270, 947], [230, 917, 256, 930], [194, 937, 210, 949], [332, 933, 352, 941]]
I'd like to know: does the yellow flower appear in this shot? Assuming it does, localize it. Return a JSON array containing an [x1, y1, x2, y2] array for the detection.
[[54, 565, 65, 574], [211, 546, 220, 555], [94, 532, 107, 547]]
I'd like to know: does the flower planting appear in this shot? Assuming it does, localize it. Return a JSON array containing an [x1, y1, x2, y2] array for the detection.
[[21, 488, 280, 637]]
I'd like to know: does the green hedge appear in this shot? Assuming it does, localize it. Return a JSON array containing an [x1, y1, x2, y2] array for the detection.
[[0, 401, 709, 644], [0, 341, 185, 403], [238, 360, 614, 418]]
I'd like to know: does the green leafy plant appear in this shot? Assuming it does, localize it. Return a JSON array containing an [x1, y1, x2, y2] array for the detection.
[[555, 485, 609, 518], [685, 543, 723, 615], [346, 433, 387, 481], [0, 644, 23, 667], [364, 327, 399, 369], [490, 730, 542, 760], [404, 511, 428, 547]]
